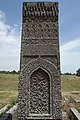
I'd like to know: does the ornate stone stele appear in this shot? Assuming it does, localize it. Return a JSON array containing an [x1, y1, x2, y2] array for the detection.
[[18, 2, 62, 120]]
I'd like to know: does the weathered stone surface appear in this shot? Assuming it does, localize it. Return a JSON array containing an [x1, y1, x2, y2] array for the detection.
[[18, 2, 62, 120], [70, 108, 80, 120], [0, 105, 10, 116]]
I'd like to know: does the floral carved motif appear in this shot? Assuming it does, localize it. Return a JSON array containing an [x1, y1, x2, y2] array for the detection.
[[30, 68, 50, 114]]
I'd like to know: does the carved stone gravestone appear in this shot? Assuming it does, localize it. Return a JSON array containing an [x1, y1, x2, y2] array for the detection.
[[18, 2, 62, 120]]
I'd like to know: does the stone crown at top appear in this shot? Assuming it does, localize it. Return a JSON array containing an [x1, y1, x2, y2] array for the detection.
[[23, 2, 58, 17]]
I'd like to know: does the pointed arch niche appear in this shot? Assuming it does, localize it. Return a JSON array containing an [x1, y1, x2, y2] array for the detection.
[[21, 58, 58, 118], [29, 68, 50, 115]]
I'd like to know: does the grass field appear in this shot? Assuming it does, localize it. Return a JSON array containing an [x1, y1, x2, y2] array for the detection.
[[0, 73, 80, 109], [0, 73, 19, 108], [61, 75, 80, 92]]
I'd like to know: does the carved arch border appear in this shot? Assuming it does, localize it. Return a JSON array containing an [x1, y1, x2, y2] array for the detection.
[[21, 58, 58, 119]]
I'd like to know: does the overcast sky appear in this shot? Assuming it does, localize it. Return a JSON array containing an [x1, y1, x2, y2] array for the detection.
[[0, 0, 80, 73]]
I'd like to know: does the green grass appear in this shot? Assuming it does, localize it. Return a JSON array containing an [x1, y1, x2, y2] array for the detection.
[[0, 73, 19, 108], [61, 75, 80, 92], [0, 73, 80, 108], [0, 73, 19, 91]]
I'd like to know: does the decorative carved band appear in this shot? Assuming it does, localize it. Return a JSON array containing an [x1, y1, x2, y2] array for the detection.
[[23, 2, 58, 18]]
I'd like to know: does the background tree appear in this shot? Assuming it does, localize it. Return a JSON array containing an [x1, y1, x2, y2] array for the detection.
[[76, 68, 80, 76]]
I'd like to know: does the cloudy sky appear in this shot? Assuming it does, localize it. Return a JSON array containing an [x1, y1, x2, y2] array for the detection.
[[0, 0, 80, 73]]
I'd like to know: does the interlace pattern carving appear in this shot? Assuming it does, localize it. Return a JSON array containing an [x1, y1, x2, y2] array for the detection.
[[30, 68, 50, 114]]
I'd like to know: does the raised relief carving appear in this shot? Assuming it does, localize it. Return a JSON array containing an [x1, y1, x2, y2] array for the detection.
[[29, 68, 50, 115], [23, 20, 57, 39]]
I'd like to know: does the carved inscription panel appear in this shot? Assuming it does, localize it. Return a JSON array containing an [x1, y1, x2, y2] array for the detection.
[[29, 68, 50, 115]]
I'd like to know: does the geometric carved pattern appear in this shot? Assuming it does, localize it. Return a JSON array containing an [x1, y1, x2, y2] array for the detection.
[[23, 20, 57, 39], [30, 68, 50, 114]]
